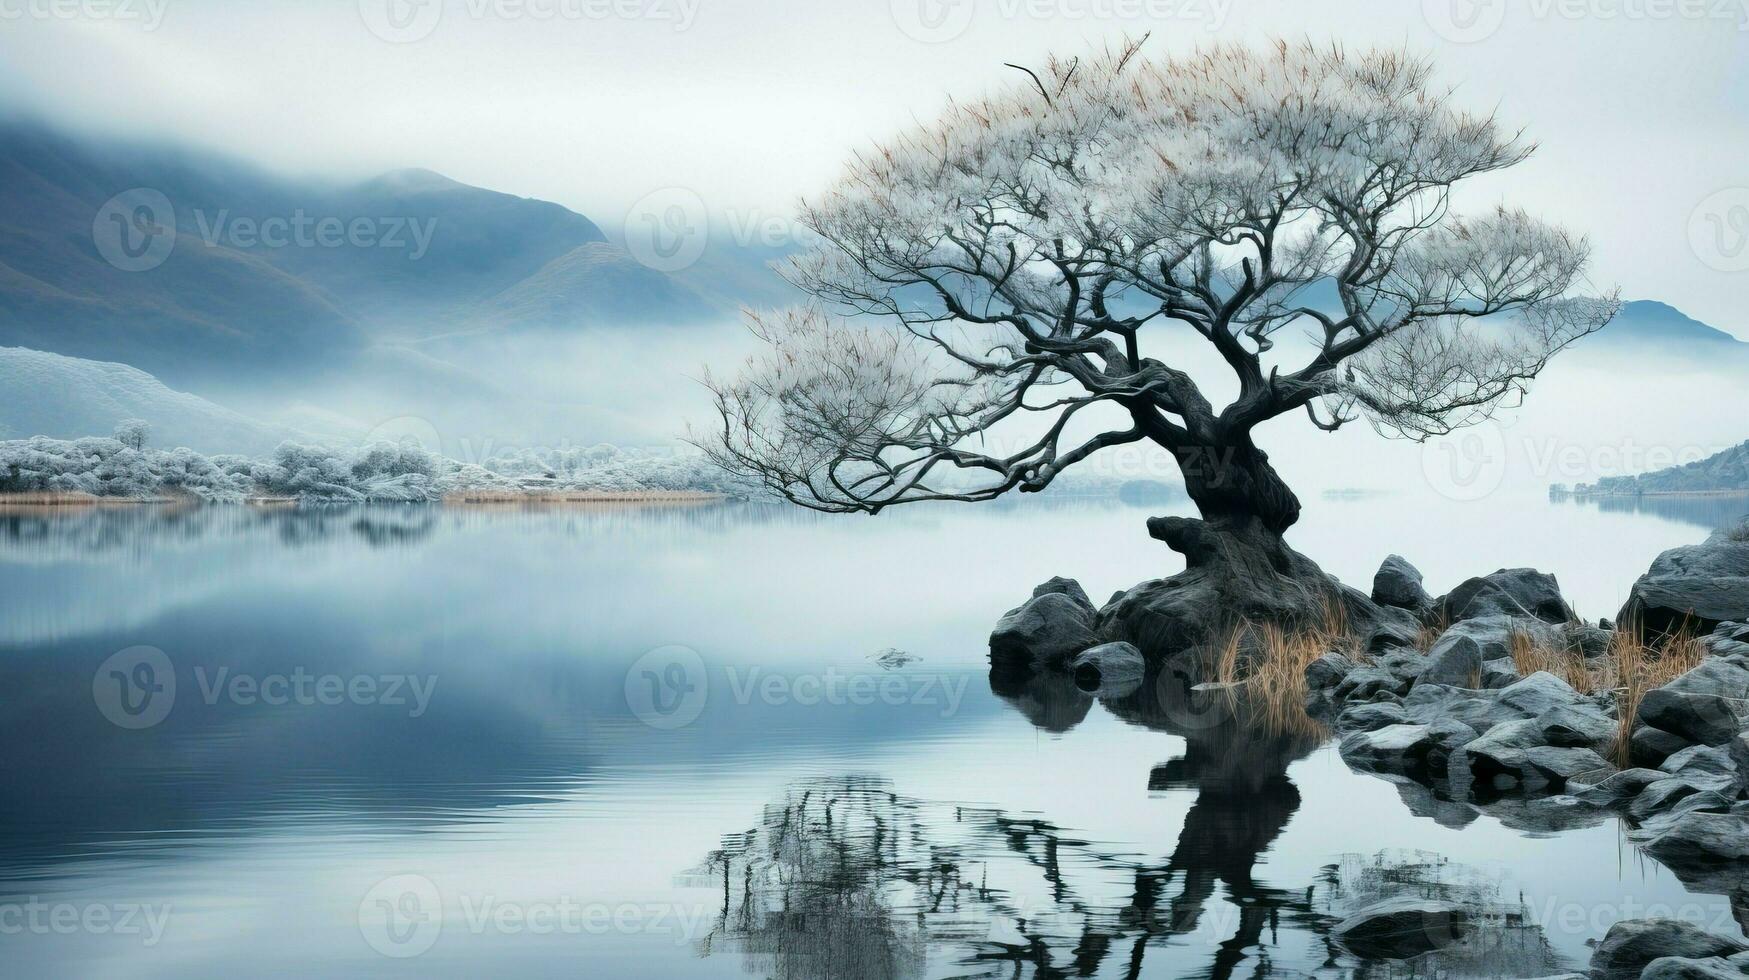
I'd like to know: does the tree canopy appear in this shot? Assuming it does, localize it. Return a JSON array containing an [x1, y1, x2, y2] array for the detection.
[[700, 40, 1615, 521]]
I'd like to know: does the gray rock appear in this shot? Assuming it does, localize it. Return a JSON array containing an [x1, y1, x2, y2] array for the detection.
[[1374, 648, 1428, 687], [1564, 622, 1616, 659], [1070, 642, 1145, 696], [1391, 779, 1481, 829], [1633, 725, 1697, 769], [1440, 567, 1575, 625], [1334, 666, 1409, 704], [1305, 652, 1358, 693], [1732, 731, 1749, 797], [990, 591, 1098, 668], [1637, 658, 1749, 746], [1619, 527, 1749, 638], [1660, 743, 1739, 783], [1522, 746, 1615, 787], [1095, 525, 1420, 662], [1589, 918, 1748, 979], [1629, 778, 1715, 821], [1706, 622, 1749, 660], [1429, 615, 1562, 663], [1419, 633, 1484, 687], [1495, 671, 1585, 720], [1032, 576, 1095, 613], [1450, 719, 1544, 790], [1372, 555, 1432, 613], [1573, 767, 1666, 805], [1641, 956, 1747, 979], [1338, 701, 1409, 732], [1332, 896, 1469, 960], [1367, 619, 1422, 655], [1636, 810, 1749, 868], [1535, 703, 1617, 751], [1340, 721, 1476, 777], [1479, 659, 1521, 690]]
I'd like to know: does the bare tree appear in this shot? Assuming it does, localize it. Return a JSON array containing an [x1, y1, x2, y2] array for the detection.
[[698, 40, 1614, 631]]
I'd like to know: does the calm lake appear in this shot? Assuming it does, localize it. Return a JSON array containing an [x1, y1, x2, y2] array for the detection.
[[3, 490, 1746, 978]]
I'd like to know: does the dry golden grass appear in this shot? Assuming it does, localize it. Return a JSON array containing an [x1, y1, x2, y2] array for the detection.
[[1206, 594, 1367, 739], [1509, 630, 1600, 694], [1607, 626, 1707, 766], [1415, 607, 1452, 654], [1251, 623, 1337, 739], [0, 491, 170, 509], [1505, 623, 1708, 766]]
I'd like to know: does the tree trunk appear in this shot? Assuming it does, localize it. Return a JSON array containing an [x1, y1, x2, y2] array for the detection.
[[1094, 432, 1413, 664], [1174, 436, 1301, 539]]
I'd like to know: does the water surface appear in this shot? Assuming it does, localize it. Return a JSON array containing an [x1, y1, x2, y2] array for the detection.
[[1, 491, 1742, 977]]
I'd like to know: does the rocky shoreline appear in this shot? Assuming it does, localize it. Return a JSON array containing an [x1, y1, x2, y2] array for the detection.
[[988, 522, 1749, 977]]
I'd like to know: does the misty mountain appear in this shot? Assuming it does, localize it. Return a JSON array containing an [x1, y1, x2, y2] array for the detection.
[[1579, 299, 1748, 351], [1580, 439, 1749, 495], [0, 346, 300, 455], [0, 121, 770, 387]]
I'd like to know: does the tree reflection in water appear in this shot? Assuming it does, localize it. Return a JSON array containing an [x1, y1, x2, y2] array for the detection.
[[686, 662, 1568, 978]]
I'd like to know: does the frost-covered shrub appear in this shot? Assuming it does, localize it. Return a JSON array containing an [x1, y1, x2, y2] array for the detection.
[[113, 419, 150, 451], [0, 436, 742, 502], [0, 436, 252, 500]]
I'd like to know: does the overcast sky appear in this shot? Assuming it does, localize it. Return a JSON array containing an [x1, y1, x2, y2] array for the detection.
[[3, 0, 1747, 335]]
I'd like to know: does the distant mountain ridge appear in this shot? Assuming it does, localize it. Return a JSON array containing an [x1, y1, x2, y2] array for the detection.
[[0, 121, 776, 387], [1584, 300, 1748, 350], [1578, 440, 1749, 495]]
